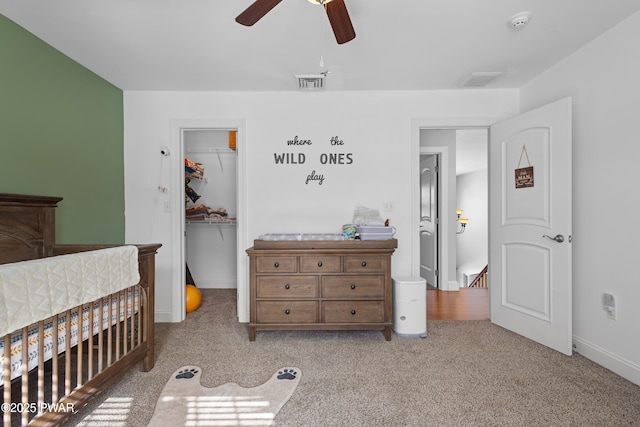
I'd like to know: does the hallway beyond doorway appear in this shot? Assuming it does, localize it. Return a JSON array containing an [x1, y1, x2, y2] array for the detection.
[[427, 286, 488, 320]]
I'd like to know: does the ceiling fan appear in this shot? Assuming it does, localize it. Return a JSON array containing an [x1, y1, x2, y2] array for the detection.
[[236, 0, 356, 45]]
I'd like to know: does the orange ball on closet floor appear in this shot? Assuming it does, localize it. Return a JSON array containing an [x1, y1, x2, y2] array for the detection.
[[185, 284, 202, 313]]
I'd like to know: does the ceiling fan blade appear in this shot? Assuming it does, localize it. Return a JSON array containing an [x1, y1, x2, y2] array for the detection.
[[325, 0, 356, 44], [236, 0, 283, 26]]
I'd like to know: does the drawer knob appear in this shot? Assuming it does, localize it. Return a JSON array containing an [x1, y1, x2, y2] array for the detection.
[[361, 261, 367, 267], [274, 262, 279, 268], [284, 284, 290, 289], [284, 309, 291, 315], [350, 284, 356, 290], [317, 261, 323, 267], [351, 310, 357, 315]]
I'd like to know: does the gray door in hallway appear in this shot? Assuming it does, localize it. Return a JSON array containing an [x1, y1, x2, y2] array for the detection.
[[420, 154, 438, 288]]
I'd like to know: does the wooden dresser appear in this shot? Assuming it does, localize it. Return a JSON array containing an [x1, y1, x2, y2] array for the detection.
[[246, 238, 397, 341]]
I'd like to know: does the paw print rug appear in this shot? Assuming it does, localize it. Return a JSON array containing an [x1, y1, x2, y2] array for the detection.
[[147, 366, 301, 426]]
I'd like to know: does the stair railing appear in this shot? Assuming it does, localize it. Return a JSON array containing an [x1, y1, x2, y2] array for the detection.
[[469, 265, 488, 288]]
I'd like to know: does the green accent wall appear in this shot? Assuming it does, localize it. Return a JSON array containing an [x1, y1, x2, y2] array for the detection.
[[0, 15, 124, 244]]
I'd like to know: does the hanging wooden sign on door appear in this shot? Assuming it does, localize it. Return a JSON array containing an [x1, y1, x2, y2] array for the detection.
[[515, 145, 534, 188]]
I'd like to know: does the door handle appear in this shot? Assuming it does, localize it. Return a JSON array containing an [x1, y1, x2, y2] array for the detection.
[[542, 234, 564, 243]]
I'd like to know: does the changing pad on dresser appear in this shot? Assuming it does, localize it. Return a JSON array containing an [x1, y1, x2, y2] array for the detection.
[[259, 233, 343, 241]]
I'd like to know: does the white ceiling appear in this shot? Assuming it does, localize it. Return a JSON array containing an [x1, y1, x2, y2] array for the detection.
[[2, 0, 640, 92]]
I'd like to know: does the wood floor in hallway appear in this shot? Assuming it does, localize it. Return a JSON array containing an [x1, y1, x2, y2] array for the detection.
[[427, 286, 489, 320]]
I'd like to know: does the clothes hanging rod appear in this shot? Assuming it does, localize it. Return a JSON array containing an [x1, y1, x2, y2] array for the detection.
[[185, 147, 235, 171], [186, 220, 237, 224], [186, 147, 236, 153]]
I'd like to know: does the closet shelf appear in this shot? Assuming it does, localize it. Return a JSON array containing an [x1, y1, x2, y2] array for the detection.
[[186, 147, 235, 171], [186, 147, 236, 154]]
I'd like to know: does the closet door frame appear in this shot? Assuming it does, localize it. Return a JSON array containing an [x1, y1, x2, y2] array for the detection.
[[171, 119, 248, 323]]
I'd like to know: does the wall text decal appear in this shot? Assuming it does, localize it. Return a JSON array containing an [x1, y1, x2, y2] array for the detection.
[[273, 135, 354, 185], [274, 153, 306, 164], [306, 170, 325, 185], [287, 136, 313, 146]]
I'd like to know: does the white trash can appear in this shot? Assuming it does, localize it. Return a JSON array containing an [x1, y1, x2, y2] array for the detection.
[[392, 276, 427, 338]]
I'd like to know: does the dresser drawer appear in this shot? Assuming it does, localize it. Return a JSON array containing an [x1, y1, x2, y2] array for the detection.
[[322, 301, 384, 323], [321, 275, 384, 298], [257, 276, 318, 298], [256, 256, 297, 273], [257, 301, 318, 323], [299, 255, 341, 273], [344, 255, 385, 273]]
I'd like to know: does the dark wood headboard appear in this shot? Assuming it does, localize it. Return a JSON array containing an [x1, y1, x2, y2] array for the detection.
[[0, 193, 63, 265]]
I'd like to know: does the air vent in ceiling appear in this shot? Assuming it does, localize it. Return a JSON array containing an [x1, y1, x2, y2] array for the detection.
[[460, 71, 503, 88], [296, 74, 325, 90]]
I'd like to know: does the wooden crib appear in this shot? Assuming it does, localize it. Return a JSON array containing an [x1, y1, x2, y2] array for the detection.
[[0, 193, 161, 426]]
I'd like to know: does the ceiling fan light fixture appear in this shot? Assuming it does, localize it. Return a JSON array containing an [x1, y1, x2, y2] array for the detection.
[[308, 0, 334, 5]]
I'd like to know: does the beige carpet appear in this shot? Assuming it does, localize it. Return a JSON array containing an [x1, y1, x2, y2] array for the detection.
[[67, 289, 640, 427], [147, 365, 301, 427]]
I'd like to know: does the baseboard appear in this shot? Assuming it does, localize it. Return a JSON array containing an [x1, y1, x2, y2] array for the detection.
[[194, 279, 237, 289], [444, 280, 460, 291], [573, 335, 640, 386], [155, 310, 174, 323]]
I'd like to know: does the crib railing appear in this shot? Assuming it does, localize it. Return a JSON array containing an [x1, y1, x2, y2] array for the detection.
[[1, 284, 148, 426]]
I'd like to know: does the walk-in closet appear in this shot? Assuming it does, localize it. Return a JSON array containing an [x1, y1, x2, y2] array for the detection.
[[183, 129, 237, 289]]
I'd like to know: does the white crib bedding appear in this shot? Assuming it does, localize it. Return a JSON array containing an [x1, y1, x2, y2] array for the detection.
[[0, 289, 140, 383], [0, 246, 141, 384], [0, 246, 140, 337]]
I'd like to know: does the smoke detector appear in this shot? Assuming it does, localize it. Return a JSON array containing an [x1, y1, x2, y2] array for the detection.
[[508, 11, 532, 29], [295, 74, 326, 90]]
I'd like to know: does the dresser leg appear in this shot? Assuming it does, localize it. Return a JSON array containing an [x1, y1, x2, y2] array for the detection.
[[384, 326, 392, 341], [249, 326, 256, 342]]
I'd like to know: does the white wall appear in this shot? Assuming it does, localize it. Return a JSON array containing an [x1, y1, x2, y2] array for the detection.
[[124, 89, 518, 323], [521, 11, 640, 385]]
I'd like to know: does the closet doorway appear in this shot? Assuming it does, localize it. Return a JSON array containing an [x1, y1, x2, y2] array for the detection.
[[184, 130, 237, 289], [172, 119, 247, 323]]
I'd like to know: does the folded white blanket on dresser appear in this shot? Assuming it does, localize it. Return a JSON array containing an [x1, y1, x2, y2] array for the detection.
[[0, 246, 140, 336]]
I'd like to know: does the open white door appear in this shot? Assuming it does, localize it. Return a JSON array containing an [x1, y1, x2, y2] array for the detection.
[[489, 97, 572, 355]]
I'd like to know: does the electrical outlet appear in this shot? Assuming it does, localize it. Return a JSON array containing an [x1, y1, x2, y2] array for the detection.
[[607, 307, 617, 320], [602, 293, 616, 320], [383, 201, 395, 212]]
